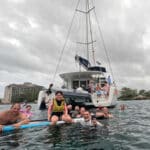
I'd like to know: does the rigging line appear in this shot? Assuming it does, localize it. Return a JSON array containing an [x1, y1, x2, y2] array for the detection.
[[92, 0, 117, 88], [52, 0, 81, 83]]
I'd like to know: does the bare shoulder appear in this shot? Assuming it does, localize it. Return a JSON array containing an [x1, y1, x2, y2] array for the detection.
[[49, 100, 53, 106], [0, 110, 9, 115]]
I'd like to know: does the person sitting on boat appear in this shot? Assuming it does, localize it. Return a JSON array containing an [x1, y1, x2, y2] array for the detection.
[[47, 91, 72, 125], [102, 81, 110, 96], [88, 80, 95, 93], [39, 97, 47, 110], [46, 83, 53, 95], [20, 105, 33, 119], [0, 103, 29, 132], [96, 107, 113, 119], [75, 111, 103, 127], [95, 83, 103, 97], [107, 75, 112, 86], [45, 83, 54, 106]]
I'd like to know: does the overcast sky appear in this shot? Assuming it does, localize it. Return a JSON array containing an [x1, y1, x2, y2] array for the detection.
[[0, 0, 150, 97]]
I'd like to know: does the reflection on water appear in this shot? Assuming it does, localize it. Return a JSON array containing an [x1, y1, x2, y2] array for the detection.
[[0, 100, 150, 150]]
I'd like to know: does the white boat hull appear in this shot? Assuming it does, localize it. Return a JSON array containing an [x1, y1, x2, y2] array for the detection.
[[37, 90, 54, 109], [91, 86, 117, 107], [37, 86, 117, 109]]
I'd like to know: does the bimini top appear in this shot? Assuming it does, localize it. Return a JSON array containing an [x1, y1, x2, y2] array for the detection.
[[59, 71, 104, 80], [75, 55, 106, 72], [88, 66, 106, 72]]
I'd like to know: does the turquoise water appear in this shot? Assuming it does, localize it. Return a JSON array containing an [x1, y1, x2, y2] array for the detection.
[[0, 100, 150, 150]]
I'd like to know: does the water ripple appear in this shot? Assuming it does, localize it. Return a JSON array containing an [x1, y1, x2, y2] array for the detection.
[[1, 100, 150, 150]]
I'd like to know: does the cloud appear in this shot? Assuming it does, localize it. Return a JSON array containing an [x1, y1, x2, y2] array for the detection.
[[0, 0, 150, 97]]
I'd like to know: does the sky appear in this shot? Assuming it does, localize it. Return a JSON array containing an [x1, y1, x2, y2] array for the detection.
[[0, 0, 150, 97]]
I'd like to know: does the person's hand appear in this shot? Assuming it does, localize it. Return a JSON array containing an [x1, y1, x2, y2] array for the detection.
[[22, 119, 30, 124], [48, 115, 51, 121], [92, 118, 97, 126], [0, 125, 3, 132], [13, 123, 21, 128], [63, 114, 68, 117]]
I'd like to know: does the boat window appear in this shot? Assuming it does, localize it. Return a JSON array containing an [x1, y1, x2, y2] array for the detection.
[[80, 81, 87, 90], [64, 97, 70, 104], [63, 93, 92, 105], [73, 97, 85, 103], [72, 81, 79, 89], [85, 97, 91, 102], [72, 80, 88, 90]]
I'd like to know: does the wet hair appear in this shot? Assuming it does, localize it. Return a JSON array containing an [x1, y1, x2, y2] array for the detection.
[[83, 111, 90, 115], [26, 105, 32, 108], [10, 103, 21, 109], [55, 91, 64, 96]]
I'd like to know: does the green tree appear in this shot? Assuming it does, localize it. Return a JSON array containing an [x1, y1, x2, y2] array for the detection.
[[119, 87, 138, 100], [143, 90, 150, 98], [138, 89, 146, 95]]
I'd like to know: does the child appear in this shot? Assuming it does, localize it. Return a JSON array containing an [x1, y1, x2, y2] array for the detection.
[[20, 105, 33, 119]]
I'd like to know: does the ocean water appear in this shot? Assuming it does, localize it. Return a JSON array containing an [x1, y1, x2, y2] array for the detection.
[[0, 100, 150, 150]]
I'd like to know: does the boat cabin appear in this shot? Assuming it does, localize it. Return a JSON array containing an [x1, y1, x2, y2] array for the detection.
[[60, 71, 106, 92]]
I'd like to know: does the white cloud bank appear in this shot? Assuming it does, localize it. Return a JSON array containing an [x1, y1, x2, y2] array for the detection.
[[0, 0, 150, 97]]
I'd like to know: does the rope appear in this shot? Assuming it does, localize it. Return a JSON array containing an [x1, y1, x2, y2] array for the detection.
[[52, 0, 81, 83], [92, 0, 117, 89]]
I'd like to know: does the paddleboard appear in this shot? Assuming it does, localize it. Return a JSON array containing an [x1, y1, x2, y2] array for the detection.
[[2, 118, 83, 132]]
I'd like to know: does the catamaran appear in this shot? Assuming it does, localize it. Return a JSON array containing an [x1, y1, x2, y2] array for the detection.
[[37, 0, 118, 109]]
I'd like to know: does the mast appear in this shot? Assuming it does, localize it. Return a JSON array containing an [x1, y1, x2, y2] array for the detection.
[[85, 0, 89, 62], [76, 0, 96, 66], [85, 0, 96, 66], [87, 0, 96, 65]]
